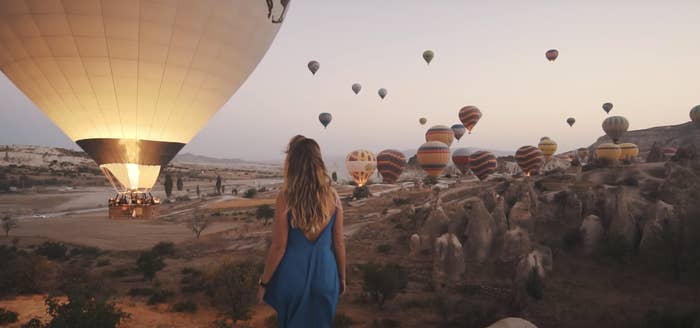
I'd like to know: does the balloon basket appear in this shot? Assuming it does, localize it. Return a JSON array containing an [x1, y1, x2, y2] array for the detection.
[[108, 192, 160, 219], [352, 186, 371, 200]]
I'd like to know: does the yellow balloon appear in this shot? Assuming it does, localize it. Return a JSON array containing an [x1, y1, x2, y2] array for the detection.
[[538, 137, 558, 160], [618, 143, 639, 161], [0, 1, 284, 192], [425, 125, 454, 147], [596, 143, 622, 162], [345, 150, 377, 187]]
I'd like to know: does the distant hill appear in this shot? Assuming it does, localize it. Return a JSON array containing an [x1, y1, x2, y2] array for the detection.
[[172, 152, 246, 166], [588, 121, 700, 156]]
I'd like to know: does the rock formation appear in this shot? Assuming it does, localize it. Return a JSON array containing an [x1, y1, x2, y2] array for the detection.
[[418, 205, 449, 252], [433, 233, 465, 290], [580, 215, 604, 255], [462, 197, 494, 263], [501, 227, 532, 262], [486, 318, 538, 328]]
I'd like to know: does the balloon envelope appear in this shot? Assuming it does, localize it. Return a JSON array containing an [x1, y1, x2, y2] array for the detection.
[[0, 1, 284, 192], [308, 60, 320, 75], [602, 116, 629, 143], [458, 106, 482, 134], [422, 50, 434, 65], [451, 124, 467, 141], [515, 146, 544, 176], [319, 113, 332, 128], [419, 118, 427, 125], [378, 88, 388, 99], [538, 138, 558, 159], [425, 125, 454, 147], [596, 143, 621, 162], [469, 151, 497, 181], [345, 150, 377, 187], [377, 150, 406, 184], [546, 49, 559, 62], [567, 118, 576, 127], [619, 143, 639, 161], [352, 83, 362, 95], [603, 102, 614, 114], [690, 105, 700, 127], [452, 148, 471, 175], [417, 141, 450, 177]]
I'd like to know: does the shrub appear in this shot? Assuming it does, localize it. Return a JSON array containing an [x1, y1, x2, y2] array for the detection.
[[243, 188, 258, 198], [207, 260, 260, 323], [526, 268, 544, 300], [256, 204, 275, 225], [136, 251, 165, 281], [128, 287, 154, 297], [361, 263, 408, 309], [372, 318, 401, 328], [151, 242, 175, 257], [20, 318, 43, 328], [392, 198, 410, 206], [172, 300, 197, 313], [376, 244, 392, 254], [0, 307, 19, 325], [147, 289, 174, 305], [35, 242, 68, 260], [69, 246, 101, 258], [562, 228, 583, 252], [334, 312, 355, 328], [96, 259, 111, 267], [44, 287, 129, 328]]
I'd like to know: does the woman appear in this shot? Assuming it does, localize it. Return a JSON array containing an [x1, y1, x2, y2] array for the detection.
[[258, 135, 346, 327]]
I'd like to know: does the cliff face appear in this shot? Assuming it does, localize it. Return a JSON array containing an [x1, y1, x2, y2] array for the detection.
[[589, 122, 700, 157]]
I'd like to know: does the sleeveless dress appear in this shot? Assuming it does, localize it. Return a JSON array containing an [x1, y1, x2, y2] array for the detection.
[[264, 210, 340, 328]]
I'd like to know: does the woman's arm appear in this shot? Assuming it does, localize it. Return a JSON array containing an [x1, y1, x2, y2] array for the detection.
[[332, 192, 346, 290], [260, 192, 289, 284]]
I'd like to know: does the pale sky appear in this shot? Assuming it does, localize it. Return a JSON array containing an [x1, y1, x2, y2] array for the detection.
[[1, 0, 699, 162]]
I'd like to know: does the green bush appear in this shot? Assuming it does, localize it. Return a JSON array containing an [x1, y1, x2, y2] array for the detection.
[[0, 307, 19, 325], [43, 288, 129, 328], [207, 260, 260, 323], [243, 188, 258, 198], [151, 242, 175, 257], [376, 244, 392, 254], [361, 263, 408, 309], [526, 268, 544, 300], [35, 242, 67, 260], [20, 318, 43, 328], [334, 312, 355, 327], [136, 251, 165, 281], [256, 204, 275, 225], [172, 300, 197, 313], [147, 289, 174, 305], [69, 246, 101, 258]]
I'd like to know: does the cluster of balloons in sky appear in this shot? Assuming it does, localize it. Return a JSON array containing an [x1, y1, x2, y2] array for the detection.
[[340, 49, 700, 186]]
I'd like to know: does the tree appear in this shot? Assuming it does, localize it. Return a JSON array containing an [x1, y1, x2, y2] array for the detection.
[[215, 176, 222, 195], [196, 185, 200, 197], [2, 215, 17, 237], [188, 215, 209, 239], [256, 205, 275, 225], [136, 251, 165, 281], [43, 284, 129, 328], [361, 263, 407, 309], [176, 177, 183, 191], [331, 172, 337, 183], [164, 174, 173, 198], [207, 260, 259, 324]]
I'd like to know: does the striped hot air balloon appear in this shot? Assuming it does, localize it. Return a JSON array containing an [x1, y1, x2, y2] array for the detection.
[[690, 105, 700, 127], [458, 106, 482, 134], [602, 116, 629, 143], [451, 124, 467, 141], [425, 125, 454, 147], [538, 138, 558, 160], [515, 146, 544, 176], [377, 150, 406, 184], [319, 113, 332, 128], [546, 49, 559, 62], [596, 143, 621, 162], [417, 141, 450, 177], [452, 148, 471, 175], [469, 151, 497, 181], [619, 143, 639, 161], [345, 150, 377, 187]]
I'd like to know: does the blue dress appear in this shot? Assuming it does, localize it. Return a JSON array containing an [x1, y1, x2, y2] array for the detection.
[[264, 210, 340, 328]]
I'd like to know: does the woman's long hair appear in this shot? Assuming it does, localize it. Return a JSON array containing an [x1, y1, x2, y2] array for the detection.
[[282, 135, 334, 234]]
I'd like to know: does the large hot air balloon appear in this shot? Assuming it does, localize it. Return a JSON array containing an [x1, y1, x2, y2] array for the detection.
[[377, 150, 406, 184], [618, 143, 639, 161], [422, 50, 434, 65], [452, 148, 471, 175], [0, 1, 284, 195], [545, 49, 559, 62], [458, 106, 482, 134], [515, 146, 543, 176], [419, 117, 427, 125], [345, 150, 377, 187], [425, 125, 454, 147], [308, 60, 320, 75], [538, 138, 558, 160], [602, 116, 629, 143], [378, 88, 388, 100], [690, 105, 700, 127], [596, 143, 621, 162], [417, 141, 450, 177], [566, 117, 576, 127], [451, 124, 467, 141], [469, 151, 497, 181], [603, 102, 613, 114], [319, 113, 332, 129], [352, 83, 362, 95]]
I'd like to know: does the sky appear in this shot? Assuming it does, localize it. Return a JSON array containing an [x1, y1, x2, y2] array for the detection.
[[1, 0, 699, 162]]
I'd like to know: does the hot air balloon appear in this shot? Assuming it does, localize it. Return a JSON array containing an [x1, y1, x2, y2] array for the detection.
[[546, 49, 559, 62], [422, 50, 434, 65], [469, 151, 497, 181], [352, 83, 362, 95], [538, 138, 558, 160], [345, 150, 377, 187], [417, 141, 450, 177], [0, 1, 284, 199], [377, 150, 406, 184], [618, 143, 639, 161], [419, 118, 428, 125], [602, 116, 629, 143], [319, 113, 332, 128], [567, 117, 576, 127], [458, 106, 482, 134], [425, 125, 454, 147], [452, 148, 471, 175], [596, 143, 621, 162], [378, 88, 388, 100], [515, 146, 544, 176], [451, 124, 467, 141], [308, 60, 320, 75], [603, 102, 613, 114], [690, 105, 700, 127]]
